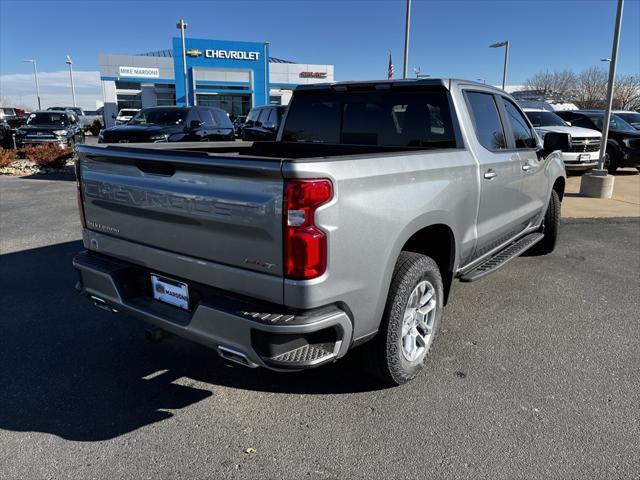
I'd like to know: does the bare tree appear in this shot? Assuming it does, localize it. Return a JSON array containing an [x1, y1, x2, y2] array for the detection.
[[613, 74, 640, 111], [524, 69, 577, 99], [574, 67, 609, 109]]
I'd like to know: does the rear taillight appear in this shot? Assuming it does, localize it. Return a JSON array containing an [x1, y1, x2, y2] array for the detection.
[[74, 159, 86, 228], [284, 179, 333, 280]]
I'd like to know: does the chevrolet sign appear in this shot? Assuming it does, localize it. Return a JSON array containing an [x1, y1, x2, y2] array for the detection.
[[186, 49, 203, 57], [204, 49, 260, 60]]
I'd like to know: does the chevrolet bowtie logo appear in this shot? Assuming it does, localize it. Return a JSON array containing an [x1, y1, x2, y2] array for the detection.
[[584, 139, 590, 145], [186, 49, 202, 57]]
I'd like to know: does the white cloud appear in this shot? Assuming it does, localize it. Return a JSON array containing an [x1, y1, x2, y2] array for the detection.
[[0, 70, 102, 110]]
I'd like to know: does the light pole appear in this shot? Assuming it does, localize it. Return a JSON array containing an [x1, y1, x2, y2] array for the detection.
[[579, 0, 624, 199], [597, 0, 624, 173], [65, 55, 77, 107], [23, 59, 41, 110], [402, 0, 411, 79], [489, 40, 509, 90], [176, 19, 189, 106]]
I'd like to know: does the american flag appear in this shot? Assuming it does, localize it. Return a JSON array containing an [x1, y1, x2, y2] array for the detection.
[[388, 51, 394, 80]]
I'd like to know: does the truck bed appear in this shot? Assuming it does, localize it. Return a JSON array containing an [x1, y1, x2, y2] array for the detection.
[[87, 140, 450, 161]]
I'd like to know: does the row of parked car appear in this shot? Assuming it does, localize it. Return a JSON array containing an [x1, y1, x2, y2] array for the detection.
[[1, 105, 107, 149], [4, 96, 638, 175], [99, 104, 287, 144], [523, 108, 640, 173]]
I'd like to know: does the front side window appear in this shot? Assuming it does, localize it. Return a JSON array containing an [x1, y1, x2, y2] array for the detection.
[[282, 89, 458, 148], [501, 98, 537, 148], [465, 91, 506, 150]]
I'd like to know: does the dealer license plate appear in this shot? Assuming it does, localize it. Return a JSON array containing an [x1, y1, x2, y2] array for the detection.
[[150, 274, 189, 310], [579, 154, 591, 161]]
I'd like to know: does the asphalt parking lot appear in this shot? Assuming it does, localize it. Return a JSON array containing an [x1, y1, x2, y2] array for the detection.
[[1, 175, 639, 480]]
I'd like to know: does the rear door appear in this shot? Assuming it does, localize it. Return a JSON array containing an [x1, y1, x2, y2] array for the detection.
[[463, 90, 530, 257], [79, 146, 285, 276]]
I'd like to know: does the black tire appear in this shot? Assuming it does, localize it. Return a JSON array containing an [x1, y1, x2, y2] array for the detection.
[[529, 189, 560, 256], [604, 146, 618, 174], [362, 252, 444, 385]]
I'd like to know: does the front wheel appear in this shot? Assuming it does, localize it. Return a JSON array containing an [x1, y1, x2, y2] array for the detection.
[[529, 189, 560, 256], [604, 146, 618, 174], [363, 252, 443, 385]]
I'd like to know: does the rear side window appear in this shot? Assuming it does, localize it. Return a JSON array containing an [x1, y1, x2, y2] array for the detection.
[[282, 90, 459, 148], [500, 98, 537, 148], [465, 92, 506, 150]]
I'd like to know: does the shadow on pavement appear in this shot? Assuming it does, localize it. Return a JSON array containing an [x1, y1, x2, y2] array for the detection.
[[0, 241, 383, 442]]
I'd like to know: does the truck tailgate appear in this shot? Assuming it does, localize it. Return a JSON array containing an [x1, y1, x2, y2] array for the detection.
[[77, 146, 284, 277]]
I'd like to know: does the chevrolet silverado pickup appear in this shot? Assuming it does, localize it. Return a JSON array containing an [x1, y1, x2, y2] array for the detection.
[[73, 79, 569, 385]]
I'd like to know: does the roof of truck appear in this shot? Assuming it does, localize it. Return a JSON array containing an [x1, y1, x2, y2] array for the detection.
[[295, 78, 501, 93]]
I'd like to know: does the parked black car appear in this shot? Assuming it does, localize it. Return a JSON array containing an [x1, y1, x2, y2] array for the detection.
[[15, 111, 85, 148], [556, 110, 640, 173], [99, 106, 234, 143], [241, 105, 286, 141]]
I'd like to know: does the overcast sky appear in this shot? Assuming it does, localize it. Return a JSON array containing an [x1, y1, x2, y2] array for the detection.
[[1, 0, 639, 110]]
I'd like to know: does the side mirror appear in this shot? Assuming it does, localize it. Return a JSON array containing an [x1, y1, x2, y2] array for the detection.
[[189, 120, 203, 130], [263, 121, 277, 131], [543, 131, 570, 157]]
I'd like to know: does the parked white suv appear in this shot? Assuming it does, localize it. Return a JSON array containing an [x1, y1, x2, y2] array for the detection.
[[114, 108, 140, 125], [524, 108, 601, 172]]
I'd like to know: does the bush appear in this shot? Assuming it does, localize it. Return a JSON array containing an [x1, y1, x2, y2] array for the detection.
[[0, 148, 16, 167], [17, 143, 73, 169]]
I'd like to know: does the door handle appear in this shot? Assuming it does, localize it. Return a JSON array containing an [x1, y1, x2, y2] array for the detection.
[[522, 164, 531, 172], [484, 169, 498, 179]]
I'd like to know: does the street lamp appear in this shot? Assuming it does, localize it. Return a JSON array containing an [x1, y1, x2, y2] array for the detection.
[[176, 19, 189, 106], [23, 59, 41, 110], [489, 40, 509, 90], [402, 0, 411, 79], [65, 55, 77, 107], [600, 58, 612, 62]]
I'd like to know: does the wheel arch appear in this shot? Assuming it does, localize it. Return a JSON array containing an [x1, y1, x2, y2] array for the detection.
[[399, 223, 456, 305]]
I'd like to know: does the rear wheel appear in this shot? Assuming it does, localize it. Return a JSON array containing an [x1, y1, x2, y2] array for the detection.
[[529, 189, 560, 256], [362, 252, 443, 385]]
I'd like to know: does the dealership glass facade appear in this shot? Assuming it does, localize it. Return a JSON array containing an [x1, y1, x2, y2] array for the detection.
[[98, 37, 334, 127]]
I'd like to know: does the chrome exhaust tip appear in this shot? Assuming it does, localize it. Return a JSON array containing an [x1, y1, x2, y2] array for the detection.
[[217, 346, 258, 368]]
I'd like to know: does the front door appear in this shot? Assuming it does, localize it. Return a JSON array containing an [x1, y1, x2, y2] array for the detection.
[[498, 96, 547, 225], [464, 90, 530, 258]]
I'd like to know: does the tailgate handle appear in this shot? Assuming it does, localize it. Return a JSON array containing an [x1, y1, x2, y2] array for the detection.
[[136, 161, 175, 176]]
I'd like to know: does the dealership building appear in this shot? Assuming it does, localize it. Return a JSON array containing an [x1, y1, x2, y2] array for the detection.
[[98, 37, 333, 125]]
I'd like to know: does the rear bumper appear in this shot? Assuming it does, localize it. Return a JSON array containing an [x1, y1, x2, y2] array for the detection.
[[73, 250, 353, 371]]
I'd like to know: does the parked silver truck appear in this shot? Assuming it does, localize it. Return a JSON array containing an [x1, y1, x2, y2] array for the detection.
[[73, 79, 569, 385]]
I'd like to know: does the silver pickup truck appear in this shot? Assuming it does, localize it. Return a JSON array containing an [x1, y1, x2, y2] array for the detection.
[[73, 79, 569, 385]]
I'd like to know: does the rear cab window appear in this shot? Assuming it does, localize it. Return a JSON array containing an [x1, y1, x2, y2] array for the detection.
[[464, 91, 507, 150], [282, 88, 461, 148]]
